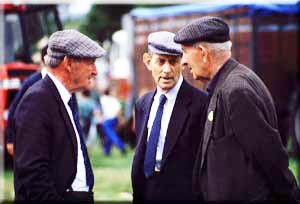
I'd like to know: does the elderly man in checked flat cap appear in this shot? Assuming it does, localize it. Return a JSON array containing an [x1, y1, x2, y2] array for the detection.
[[174, 16, 300, 201], [131, 31, 208, 202], [13, 29, 105, 202]]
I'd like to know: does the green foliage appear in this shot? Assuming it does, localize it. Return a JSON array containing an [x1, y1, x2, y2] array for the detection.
[[79, 5, 133, 42], [63, 19, 83, 30]]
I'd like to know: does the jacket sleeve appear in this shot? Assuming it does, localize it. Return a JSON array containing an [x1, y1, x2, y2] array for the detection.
[[225, 87, 300, 200], [14, 91, 63, 200], [131, 99, 146, 203]]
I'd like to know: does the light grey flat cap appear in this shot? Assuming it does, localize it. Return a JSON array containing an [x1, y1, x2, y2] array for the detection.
[[148, 31, 182, 56], [44, 29, 106, 67]]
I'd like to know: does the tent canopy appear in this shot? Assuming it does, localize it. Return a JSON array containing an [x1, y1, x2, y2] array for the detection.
[[131, 0, 300, 19]]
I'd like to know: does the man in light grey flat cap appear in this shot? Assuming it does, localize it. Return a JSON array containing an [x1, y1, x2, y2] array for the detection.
[[131, 31, 208, 202], [13, 29, 105, 202], [175, 16, 300, 201]]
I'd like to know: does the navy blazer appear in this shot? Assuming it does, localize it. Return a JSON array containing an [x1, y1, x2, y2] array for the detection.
[[131, 80, 208, 201], [13, 75, 81, 201]]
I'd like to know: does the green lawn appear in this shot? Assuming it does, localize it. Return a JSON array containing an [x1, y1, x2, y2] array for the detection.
[[1, 143, 299, 202], [89, 144, 134, 201], [1, 143, 134, 202]]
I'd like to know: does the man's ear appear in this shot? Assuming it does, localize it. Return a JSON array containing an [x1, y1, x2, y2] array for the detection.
[[143, 53, 152, 71], [63, 56, 72, 72], [198, 44, 209, 63]]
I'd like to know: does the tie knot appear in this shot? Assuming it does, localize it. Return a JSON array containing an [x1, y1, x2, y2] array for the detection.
[[159, 94, 167, 105]]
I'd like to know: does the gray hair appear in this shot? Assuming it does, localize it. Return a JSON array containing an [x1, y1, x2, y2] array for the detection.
[[194, 41, 232, 52]]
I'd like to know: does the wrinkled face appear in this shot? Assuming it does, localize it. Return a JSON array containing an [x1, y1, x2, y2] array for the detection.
[[69, 58, 97, 92], [143, 53, 182, 92], [181, 44, 212, 82]]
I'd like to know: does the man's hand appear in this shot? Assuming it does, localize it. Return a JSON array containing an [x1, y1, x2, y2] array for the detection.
[[6, 143, 14, 156]]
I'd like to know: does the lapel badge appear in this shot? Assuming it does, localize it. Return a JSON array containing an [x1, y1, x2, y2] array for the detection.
[[208, 111, 214, 122]]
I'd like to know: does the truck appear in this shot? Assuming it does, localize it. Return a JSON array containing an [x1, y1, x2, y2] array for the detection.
[[118, 0, 300, 176], [0, 4, 62, 168]]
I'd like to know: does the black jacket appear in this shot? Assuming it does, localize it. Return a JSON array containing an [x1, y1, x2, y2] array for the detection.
[[14, 75, 83, 201], [193, 58, 300, 201]]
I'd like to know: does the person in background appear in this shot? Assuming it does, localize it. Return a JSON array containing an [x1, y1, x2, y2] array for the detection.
[[174, 16, 300, 201], [84, 80, 104, 148], [131, 31, 208, 202], [98, 86, 126, 155], [13, 29, 105, 202], [77, 89, 96, 140], [5, 44, 48, 156]]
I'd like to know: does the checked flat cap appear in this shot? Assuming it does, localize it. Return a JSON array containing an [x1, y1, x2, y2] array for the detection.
[[148, 31, 182, 56], [174, 16, 230, 44], [44, 29, 106, 67]]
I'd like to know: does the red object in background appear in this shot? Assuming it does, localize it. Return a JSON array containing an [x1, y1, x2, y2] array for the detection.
[[0, 62, 39, 130], [0, 4, 26, 12]]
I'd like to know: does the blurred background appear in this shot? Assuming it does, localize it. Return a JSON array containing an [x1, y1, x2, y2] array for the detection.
[[0, 0, 299, 202]]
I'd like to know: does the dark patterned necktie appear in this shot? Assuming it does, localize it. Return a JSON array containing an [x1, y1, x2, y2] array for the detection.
[[68, 95, 94, 191], [144, 94, 167, 178]]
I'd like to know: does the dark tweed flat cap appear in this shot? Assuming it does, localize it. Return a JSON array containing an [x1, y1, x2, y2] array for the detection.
[[44, 29, 106, 67], [174, 16, 230, 44], [148, 31, 182, 56]]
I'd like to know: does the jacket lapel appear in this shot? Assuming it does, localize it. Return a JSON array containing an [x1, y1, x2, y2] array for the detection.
[[161, 80, 191, 168], [200, 58, 239, 170], [44, 76, 78, 159], [134, 91, 156, 164]]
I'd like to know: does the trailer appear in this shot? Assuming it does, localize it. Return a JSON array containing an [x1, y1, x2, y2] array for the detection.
[[0, 4, 62, 168]]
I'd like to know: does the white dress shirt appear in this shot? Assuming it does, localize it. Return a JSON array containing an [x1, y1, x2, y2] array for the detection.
[[147, 75, 183, 171], [47, 72, 89, 192], [41, 67, 48, 78]]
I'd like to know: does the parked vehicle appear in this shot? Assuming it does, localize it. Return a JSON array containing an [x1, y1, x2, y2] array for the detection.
[[1, 4, 62, 168]]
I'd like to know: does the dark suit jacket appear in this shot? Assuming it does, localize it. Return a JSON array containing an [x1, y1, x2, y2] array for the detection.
[[13, 75, 80, 201], [193, 58, 300, 201], [6, 71, 42, 144], [132, 80, 208, 202]]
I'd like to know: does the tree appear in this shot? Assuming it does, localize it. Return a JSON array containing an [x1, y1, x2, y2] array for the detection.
[[80, 5, 133, 42]]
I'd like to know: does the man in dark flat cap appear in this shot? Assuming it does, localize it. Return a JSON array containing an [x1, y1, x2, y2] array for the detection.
[[175, 16, 300, 201], [131, 31, 208, 202], [13, 29, 105, 202]]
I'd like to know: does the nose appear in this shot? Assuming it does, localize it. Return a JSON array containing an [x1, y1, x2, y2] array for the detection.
[[181, 54, 188, 67], [91, 63, 98, 76], [162, 62, 172, 73]]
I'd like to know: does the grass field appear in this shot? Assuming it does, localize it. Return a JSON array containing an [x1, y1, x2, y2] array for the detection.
[[1, 143, 299, 202], [1, 143, 134, 202]]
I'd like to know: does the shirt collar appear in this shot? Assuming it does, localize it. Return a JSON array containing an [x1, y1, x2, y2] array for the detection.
[[207, 58, 231, 96], [41, 67, 48, 78], [47, 72, 72, 104], [156, 74, 183, 103]]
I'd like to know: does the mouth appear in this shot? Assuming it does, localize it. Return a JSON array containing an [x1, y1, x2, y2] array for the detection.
[[160, 76, 173, 82], [88, 75, 96, 82]]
